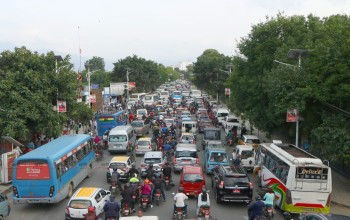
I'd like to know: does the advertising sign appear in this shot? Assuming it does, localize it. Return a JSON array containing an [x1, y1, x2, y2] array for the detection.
[[57, 100, 67, 113], [16, 161, 50, 180], [286, 109, 298, 122], [0, 151, 18, 183]]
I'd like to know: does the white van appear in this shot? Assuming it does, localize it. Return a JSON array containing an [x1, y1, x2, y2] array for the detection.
[[159, 90, 169, 100], [144, 94, 159, 106], [215, 108, 230, 125], [108, 125, 134, 153], [232, 145, 256, 171], [181, 121, 197, 136], [129, 93, 147, 103], [120, 216, 159, 220]]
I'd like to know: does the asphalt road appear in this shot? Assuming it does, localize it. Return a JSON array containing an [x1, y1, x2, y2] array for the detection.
[[6, 123, 289, 220]]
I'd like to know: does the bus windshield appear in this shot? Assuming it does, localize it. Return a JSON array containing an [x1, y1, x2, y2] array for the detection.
[[16, 160, 50, 180]]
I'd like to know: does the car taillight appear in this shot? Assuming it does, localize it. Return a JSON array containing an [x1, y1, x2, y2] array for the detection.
[[286, 189, 292, 204], [173, 158, 176, 164], [135, 144, 138, 149], [13, 186, 19, 198], [196, 158, 199, 164], [65, 206, 70, 215], [141, 163, 145, 167], [219, 181, 224, 189], [326, 193, 331, 206], [49, 186, 55, 197], [149, 144, 152, 149], [249, 182, 253, 189]]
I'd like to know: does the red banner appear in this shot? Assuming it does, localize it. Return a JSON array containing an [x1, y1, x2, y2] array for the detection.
[[16, 162, 50, 180], [286, 109, 298, 122]]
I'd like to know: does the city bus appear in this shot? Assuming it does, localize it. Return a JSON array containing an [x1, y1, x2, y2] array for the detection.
[[254, 142, 332, 214], [96, 110, 127, 136], [12, 134, 94, 204]]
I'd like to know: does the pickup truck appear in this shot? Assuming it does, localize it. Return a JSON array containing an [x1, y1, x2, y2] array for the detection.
[[131, 120, 150, 137]]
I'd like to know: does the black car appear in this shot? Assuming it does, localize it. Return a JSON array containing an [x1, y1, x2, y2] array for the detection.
[[211, 165, 253, 203], [299, 213, 350, 220]]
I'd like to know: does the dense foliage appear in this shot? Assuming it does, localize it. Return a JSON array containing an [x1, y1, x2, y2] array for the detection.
[[111, 55, 180, 92], [0, 47, 93, 141]]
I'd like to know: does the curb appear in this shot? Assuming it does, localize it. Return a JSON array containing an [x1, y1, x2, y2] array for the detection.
[[331, 201, 350, 209]]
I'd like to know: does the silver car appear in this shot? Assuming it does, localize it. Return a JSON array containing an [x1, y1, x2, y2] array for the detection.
[[173, 143, 199, 173]]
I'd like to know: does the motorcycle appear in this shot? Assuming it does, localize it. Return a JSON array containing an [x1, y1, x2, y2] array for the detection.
[[140, 194, 150, 212], [264, 205, 274, 220], [164, 176, 171, 191], [131, 188, 140, 204], [174, 206, 186, 220], [154, 189, 162, 206], [110, 181, 118, 195], [198, 205, 211, 219], [95, 150, 102, 161], [121, 201, 132, 216]]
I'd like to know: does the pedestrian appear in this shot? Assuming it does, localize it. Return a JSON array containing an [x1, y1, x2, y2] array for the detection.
[[75, 123, 79, 134], [103, 195, 120, 220]]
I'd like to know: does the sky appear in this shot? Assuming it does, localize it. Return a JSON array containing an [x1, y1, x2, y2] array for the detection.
[[0, 0, 349, 71]]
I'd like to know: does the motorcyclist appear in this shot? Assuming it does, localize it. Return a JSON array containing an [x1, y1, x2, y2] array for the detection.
[[146, 164, 155, 181], [248, 196, 265, 220], [141, 179, 152, 207], [121, 185, 135, 212], [263, 188, 275, 209], [173, 187, 188, 215], [152, 175, 166, 201], [232, 154, 242, 166], [128, 112, 134, 124], [127, 164, 139, 178], [84, 206, 97, 220], [196, 188, 210, 216], [103, 195, 120, 220], [163, 142, 172, 158], [152, 126, 160, 142], [162, 162, 174, 186], [111, 168, 123, 192], [226, 129, 234, 142]]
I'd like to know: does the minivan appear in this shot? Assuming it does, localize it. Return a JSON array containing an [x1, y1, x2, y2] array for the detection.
[[215, 108, 230, 125], [180, 166, 205, 197], [204, 149, 229, 174], [232, 145, 256, 171], [108, 125, 134, 153], [173, 143, 199, 173], [202, 127, 221, 148]]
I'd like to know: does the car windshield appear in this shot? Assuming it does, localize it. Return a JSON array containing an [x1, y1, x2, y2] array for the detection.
[[204, 130, 221, 140], [145, 96, 152, 100], [182, 135, 194, 141], [184, 174, 203, 182], [132, 122, 144, 127], [175, 151, 197, 158], [138, 110, 147, 115], [109, 162, 126, 169], [209, 152, 228, 162], [227, 118, 239, 123], [109, 135, 127, 142], [247, 139, 260, 144], [241, 150, 254, 159], [224, 177, 250, 187], [144, 158, 161, 164], [137, 141, 150, 146], [218, 112, 229, 117], [69, 199, 92, 209]]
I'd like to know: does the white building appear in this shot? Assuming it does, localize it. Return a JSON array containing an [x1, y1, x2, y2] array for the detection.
[[178, 61, 193, 71]]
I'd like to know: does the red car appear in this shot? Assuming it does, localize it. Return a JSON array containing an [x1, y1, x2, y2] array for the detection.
[[179, 166, 206, 196]]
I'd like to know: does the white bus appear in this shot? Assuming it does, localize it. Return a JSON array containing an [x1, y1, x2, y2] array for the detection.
[[254, 142, 331, 214]]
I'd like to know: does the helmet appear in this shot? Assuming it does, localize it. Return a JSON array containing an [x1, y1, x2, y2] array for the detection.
[[144, 179, 150, 185], [88, 206, 95, 213], [255, 196, 262, 201], [132, 164, 136, 168], [149, 164, 153, 169], [202, 187, 206, 193], [165, 162, 169, 166]]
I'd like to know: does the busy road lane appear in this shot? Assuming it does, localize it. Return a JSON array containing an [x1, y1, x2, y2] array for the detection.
[[6, 126, 287, 220]]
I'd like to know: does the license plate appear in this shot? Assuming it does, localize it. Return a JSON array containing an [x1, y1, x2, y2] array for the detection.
[[303, 208, 314, 212], [233, 189, 240, 193], [132, 196, 136, 198]]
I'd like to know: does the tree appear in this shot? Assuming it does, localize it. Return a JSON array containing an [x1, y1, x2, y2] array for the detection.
[[0, 47, 92, 140]]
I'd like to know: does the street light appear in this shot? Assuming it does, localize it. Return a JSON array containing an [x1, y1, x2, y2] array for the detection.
[[275, 49, 312, 148]]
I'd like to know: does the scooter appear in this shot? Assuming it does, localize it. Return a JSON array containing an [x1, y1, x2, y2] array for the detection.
[[131, 188, 139, 204], [264, 205, 274, 220], [154, 189, 162, 206], [95, 150, 102, 161], [121, 201, 132, 216]]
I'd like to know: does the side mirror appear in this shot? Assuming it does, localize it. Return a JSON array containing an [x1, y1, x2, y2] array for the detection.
[[107, 191, 111, 195]]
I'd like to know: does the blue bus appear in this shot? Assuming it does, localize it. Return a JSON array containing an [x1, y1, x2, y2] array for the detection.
[[12, 134, 94, 204], [96, 110, 127, 136]]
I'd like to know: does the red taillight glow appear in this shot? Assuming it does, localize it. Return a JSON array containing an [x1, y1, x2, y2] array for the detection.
[[219, 181, 224, 189], [149, 144, 152, 149], [173, 158, 176, 164], [249, 182, 253, 189], [196, 158, 199, 164], [135, 145, 138, 149]]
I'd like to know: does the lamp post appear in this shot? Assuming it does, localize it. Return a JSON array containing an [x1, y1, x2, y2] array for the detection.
[[275, 49, 311, 148]]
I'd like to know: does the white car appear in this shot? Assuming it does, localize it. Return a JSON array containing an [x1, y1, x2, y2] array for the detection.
[[127, 100, 136, 110], [65, 187, 110, 219], [136, 108, 148, 120]]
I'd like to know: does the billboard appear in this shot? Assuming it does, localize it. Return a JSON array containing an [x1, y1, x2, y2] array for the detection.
[[286, 109, 298, 122]]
